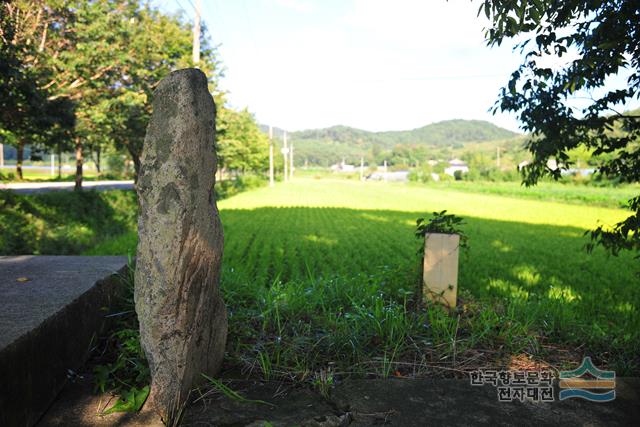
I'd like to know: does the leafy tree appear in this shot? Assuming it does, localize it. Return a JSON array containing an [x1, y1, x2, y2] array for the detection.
[[2, 0, 257, 188], [41, 1, 150, 188], [389, 144, 429, 167], [482, 0, 640, 257], [25, 1, 223, 188], [0, 1, 74, 179], [107, 7, 224, 179], [217, 108, 269, 176], [0, 0, 120, 186]]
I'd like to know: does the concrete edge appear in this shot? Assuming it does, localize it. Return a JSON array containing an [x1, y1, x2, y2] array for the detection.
[[0, 264, 129, 427]]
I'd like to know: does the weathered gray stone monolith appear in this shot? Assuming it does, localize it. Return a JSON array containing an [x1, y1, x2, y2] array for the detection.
[[135, 68, 227, 421]]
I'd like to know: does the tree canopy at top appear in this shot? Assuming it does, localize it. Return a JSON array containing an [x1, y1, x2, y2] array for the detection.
[[482, 0, 640, 257], [1, 1, 268, 185]]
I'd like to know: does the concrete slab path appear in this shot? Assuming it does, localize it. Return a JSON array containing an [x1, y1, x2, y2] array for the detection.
[[0, 256, 128, 426], [0, 180, 134, 194]]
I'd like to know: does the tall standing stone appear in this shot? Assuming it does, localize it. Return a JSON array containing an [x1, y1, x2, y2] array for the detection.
[[135, 68, 227, 420]]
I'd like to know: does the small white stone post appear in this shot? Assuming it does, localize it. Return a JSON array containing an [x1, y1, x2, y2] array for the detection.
[[422, 233, 459, 308]]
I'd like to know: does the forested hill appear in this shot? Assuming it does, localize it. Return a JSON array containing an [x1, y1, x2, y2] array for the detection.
[[260, 119, 521, 167], [293, 120, 517, 147], [262, 119, 517, 146]]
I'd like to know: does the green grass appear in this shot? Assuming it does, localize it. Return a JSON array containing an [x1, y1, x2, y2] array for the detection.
[[88, 179, 639, 376], [417, 180, 638, 209], [0, 190, 136, 254], [0, 165, 101, 182]]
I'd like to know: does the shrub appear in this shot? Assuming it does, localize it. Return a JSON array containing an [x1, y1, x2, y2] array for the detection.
[[106, 154, 126, 176], [0, 171, 16, 182], [0, 190, 137, 255], [215, 174, 267, 200]]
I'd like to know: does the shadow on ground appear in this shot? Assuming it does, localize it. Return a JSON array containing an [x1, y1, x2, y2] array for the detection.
[[220, 207, 639, 369], [40, 375, 640, 426]]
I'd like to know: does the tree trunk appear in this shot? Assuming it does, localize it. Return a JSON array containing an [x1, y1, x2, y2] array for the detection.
[[95, 146, 101, 174], [16, 141, 24, 180], [74, 138, 83, 190], [126, 145, 141, 183], [57, 142, 62, 179]]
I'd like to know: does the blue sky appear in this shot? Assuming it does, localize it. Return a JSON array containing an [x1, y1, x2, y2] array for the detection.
[[157, 0, 637, 133]]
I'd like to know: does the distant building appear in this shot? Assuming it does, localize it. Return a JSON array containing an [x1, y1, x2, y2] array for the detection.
[[562, 168, 596, 177], [367, 170, 410, 182], [330, 160, 356, 172], [444, 158, 469, 177], [519, 159, 594, 176], [427, 159, 439, 166]]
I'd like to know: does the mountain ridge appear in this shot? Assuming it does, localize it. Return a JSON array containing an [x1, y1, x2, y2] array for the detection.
[[261, 119, 519, 142], [259, 119, 522, 166]]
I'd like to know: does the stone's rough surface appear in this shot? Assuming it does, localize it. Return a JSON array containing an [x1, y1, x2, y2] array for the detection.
[[135, 68, 227, 418]]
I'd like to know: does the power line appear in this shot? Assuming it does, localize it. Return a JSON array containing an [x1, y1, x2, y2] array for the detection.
[[174, 0, 193, 19]]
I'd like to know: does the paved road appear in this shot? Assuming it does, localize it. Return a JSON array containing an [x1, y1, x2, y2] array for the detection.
[[0, 180, 134, 194]]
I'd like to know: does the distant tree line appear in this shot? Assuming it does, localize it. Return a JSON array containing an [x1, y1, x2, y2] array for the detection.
[[283, 120, 520, 168], [0, 0, 267, 188]]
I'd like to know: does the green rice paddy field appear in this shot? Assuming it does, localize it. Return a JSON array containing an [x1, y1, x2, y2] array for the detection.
[[88, 179, 639, 376]]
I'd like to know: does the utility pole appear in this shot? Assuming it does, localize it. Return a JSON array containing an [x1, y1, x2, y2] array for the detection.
[[192, 0, 201, 65], [496, 146, 501, 168], [383, 160, 388, 182], [0, 143, 4, 168], [289, 143, 294, 180], [269, 125, 274, 186], [282, 131, 288, 182], [51, 153, 55, 176], [360, 157, 364, 181]]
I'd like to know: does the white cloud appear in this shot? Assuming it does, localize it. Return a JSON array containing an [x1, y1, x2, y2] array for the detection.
[[342, 0, 490, 50], [215, 0, 523, 132], [270, 0, 315, 13]]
